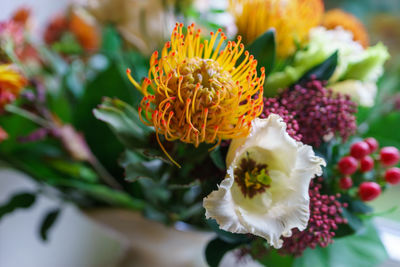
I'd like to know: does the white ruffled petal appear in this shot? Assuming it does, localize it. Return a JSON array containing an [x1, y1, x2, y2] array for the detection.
[[204, 115, 326, 248]]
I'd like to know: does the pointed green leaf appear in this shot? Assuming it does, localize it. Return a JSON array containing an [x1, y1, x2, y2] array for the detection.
[[93, 97, 152, 149], [0, 192, 36, 221], [39, 208, 61, 242], [246, 29, 276, 75], [298, 51, 338, 83], [209, 147, 225, 170]]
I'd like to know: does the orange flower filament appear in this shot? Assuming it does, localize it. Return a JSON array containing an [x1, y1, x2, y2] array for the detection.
[[322, 9, 369, 48], [127, 23, 265, 166]]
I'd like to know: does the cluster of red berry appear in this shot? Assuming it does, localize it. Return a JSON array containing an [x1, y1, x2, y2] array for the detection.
[[337, 137, 400, 202]]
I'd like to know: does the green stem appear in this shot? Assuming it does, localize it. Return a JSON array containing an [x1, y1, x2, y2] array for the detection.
[[4, 104, 52, 128]]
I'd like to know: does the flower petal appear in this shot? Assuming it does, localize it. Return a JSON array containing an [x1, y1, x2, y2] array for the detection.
[[204, 115, 326, 248]]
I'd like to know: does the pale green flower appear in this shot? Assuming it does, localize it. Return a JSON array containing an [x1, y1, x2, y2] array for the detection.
[[266, 27, 389, 105]]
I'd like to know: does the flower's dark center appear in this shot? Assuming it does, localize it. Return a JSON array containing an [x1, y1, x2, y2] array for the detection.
[[234, 156, 271, 198]]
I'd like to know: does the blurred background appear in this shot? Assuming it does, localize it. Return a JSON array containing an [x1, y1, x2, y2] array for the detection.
[[1, 0, 400, 267]]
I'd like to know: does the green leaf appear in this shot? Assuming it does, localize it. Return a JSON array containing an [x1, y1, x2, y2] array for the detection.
[[101, 26, 122, 54], [209, 147, 225, 170], [137, 177, 171, 204], [256, 249, 294, 267], [298, 51, 338, 83], [57, 180, 145, 210], [341, 208, 364, 232], [73, 62, 138, 177], [39, 208, 61, 241], [205, 238, 241, 267], [350, 200, 373, 214], [293, 221, 388, 267], [246, 30, 276, 75], [93, 97, 152, 149], [47, 159, 98, 183], [119, 150, 164, 182], [0, 192, 36, 221]]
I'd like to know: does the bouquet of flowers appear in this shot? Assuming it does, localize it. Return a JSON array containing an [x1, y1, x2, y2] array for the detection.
[[1, 0, 399, 266]]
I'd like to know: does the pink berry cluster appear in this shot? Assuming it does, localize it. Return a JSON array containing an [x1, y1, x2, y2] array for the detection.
[[280, 178, 347, 256], [261, 97, 302, 141], [278, 79, 357, 147], [337, 137, 400, 202]]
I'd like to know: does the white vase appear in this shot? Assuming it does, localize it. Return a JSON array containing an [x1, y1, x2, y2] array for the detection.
[[85, 209, 215, 267]]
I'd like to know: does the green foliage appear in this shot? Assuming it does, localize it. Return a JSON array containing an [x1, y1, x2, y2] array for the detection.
[[205, 238, 242, 267], [93, 97, 152, 148], [101, 26, 123, 53], [206, 219, 250, 244], [298, 51, 338, 84], [256, 249, 294, 267], [73, 62, 136, 177], [209, 147, 226, 171], [292, 222, 388, 267], [246, 30, 276, 76], [47, 159, 99, 183], [39, 208, 61, 241], [0, 192, 36, 221]]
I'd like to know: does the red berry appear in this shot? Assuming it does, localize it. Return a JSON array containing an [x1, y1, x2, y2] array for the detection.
[[380, 146, 400, 166], [338, 156, 358, 175], [360, 156, 374, 172], [339, 177, 353, 189], [364, 137, 379, 153], [385, 167, 400, 185], [350, 141, 370, 159], [359, 182, 381, 201]]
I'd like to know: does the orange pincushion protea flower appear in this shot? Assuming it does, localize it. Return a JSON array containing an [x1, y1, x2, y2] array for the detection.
[[229, 0, 324, 58], [127, 23, 265, 166], [322, 9, 369, 48], [0, 64, 27, 111]]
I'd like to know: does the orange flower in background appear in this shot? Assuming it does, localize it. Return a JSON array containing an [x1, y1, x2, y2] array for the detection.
[[44, 8, 100, 52], [127, 23, 265, 166], [0, 126, 8, 142], [11, 7, 31, 26], [69, 9, 100, 52], [86, 0, 176, 55], [0, 64, 27, 111], [43, 14, 68, 45], [322, 9, 369, 48], [229, 0, 324, 58]]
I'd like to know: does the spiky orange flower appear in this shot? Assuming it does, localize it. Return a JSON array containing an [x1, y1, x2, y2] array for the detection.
[[229, 0, 324, 58], [127, 23, 265, 166], [322, 9, 369, 48], [0, 64, 27, 111]]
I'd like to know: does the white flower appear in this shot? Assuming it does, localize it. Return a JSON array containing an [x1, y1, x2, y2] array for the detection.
[[330, 80, 377, 107], [203, 115, 326, 248]]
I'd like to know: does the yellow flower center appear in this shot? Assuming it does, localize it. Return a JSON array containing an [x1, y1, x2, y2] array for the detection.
[[235, 156, 271, 198]]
